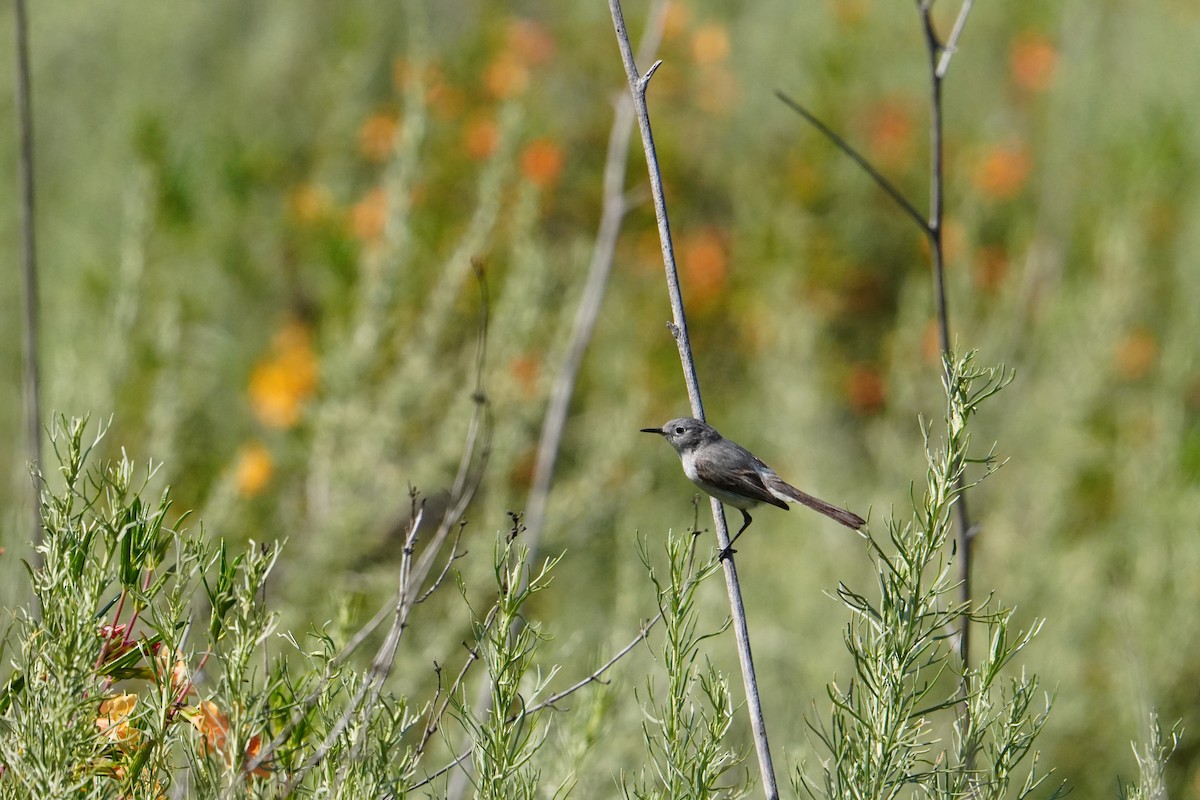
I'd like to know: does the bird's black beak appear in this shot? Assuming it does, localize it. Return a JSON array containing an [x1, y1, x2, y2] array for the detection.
[[640, 426, 664, 435]]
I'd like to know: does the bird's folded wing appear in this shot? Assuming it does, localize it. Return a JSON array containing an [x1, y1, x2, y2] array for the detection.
[[692, 459, 790, 510]]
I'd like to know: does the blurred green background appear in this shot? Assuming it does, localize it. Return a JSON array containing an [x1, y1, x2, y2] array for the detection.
[[3, 0, 1199, 796]]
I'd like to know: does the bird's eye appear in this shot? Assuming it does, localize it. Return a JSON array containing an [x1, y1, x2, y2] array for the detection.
[[675, 426, 685, 434]]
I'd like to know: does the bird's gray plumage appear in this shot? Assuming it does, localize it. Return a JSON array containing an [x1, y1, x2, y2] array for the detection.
[[641, 417, 864, 557]]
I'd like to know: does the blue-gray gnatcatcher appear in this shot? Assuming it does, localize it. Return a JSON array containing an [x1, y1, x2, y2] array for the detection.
[[641, 417, 864, 559]]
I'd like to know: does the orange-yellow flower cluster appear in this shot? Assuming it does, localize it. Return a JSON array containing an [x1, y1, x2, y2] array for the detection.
[[248, 321, 319, 429], [96, 693, 140, 748], [358, 112, 401, 162], [520, 138, 564, 189], [187, 701, 271, 779], [233, 441, 274, 497]]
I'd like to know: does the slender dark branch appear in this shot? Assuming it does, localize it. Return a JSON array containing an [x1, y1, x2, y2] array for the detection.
[[919, 10, 951, 359], [413, 606, 497, 761], [537, 612, 660, 711], [14, 0, 43, 555], [609, 1, 779, 797], [775, 90, 929, 234], [918, 8, 976, 772]]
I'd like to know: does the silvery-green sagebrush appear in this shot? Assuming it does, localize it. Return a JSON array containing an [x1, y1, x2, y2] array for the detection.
[[641, 417, 864, 559]]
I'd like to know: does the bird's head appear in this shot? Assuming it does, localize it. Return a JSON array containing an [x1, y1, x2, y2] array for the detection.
[[640, 417, 717, 455]]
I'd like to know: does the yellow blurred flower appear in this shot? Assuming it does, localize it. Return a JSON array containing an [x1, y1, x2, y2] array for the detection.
[[248, 321, 319, 429], [691, 22, 730, 66], [662, 1, 691, 42], [233, 441, 274, 497], [484, 52, 529, 100], [288, 183, 333, 226], [96, 693, 140, 747]]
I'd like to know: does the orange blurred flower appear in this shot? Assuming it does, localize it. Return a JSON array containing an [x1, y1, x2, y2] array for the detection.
[[349, 186, 389, 243], [1010, 31, 1056, 93], [464, 115, 501, 161], [974, 245, 1009, 292], [691, 22, 730, 65], [358, 112, 399, 162], [506, 18, 556, 66], [190, 701, 229, 759], [248, 321, 319, 430], [427, 79, 464, 120], [521, 138, 564, 189], [845, 365, 887, 416], [155, 645, 194, 700], [484, 53, 529, 100], [288, 183, 333, 226], [866, 97, 915, 170], [96, 693, 140, 747], [187, 701, 271, 778], [1115, 329, 1157, 381], [508, 354, 541, 398], [679, 227, 728, 307], [244, 733, 271, 778], [234, 441, 273, 497], [973, 143, 1031, 201]]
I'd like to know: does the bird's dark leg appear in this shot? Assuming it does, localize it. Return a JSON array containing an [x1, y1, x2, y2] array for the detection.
[[718, 510, 752, 562]]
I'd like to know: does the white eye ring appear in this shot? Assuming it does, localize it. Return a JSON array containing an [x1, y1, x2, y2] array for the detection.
[[675, 426, 685, 434]]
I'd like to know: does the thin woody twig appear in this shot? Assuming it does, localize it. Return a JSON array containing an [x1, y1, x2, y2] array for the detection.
[[607, 1, 779, 797], [916, 0, 975, 671], [409, 612, 661, 792], [13, 0, 44, 558], [522, 0, 667, 552], [936, 0, 976, 78]]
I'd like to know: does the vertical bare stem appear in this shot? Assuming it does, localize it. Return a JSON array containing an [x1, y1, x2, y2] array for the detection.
[[523, 0, 667, 553], [607, 2, 779, 797], [13, 0, 43, 555], [918, 0, 975, 673]]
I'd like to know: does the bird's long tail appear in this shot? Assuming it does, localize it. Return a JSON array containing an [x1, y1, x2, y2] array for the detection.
[[767, 477, 865, 530]]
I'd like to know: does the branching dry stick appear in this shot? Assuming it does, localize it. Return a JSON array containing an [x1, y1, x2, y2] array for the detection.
[[410, 612, 663, 793], [240, 270, 492, 785], [607, 2, 780, 797], [917, 0, 976, 671], [13, 0, 43, 556], [777, 0, 979, 668], [523, 0, 667, 553], [273, 504, 426, 796]]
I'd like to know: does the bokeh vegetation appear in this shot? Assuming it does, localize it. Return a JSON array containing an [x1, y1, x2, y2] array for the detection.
[[2, 1, 1199, 796]]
